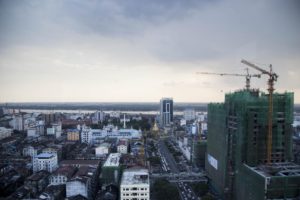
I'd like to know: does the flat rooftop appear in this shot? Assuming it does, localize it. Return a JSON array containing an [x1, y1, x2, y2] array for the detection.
[[103, 153, 121, 167], [97, 143, 110, 148], [121, 168, 149, 185], [245, 162, 300, 178], [36, 153, 56, 159]]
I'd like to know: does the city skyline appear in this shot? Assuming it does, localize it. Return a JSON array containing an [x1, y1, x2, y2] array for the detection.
[[0, 0, 300, 103]]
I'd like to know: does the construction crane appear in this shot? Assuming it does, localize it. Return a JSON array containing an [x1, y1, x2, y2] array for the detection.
[[196, 68, 261, 90], [241, 59, 278, 164]]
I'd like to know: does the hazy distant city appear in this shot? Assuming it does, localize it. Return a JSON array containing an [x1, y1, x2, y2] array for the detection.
[[1, 0, 300, 200]]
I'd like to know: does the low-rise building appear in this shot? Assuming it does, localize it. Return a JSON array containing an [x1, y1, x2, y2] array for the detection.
[[67, 129, 80, 141], [0, 127, 12, 139], [81, 128, 93, 144], [101, 153, 121, 187], [9, 114, 23, 131], [39, 184, 66, 200], [49, 165, 77, 185], [120, 168, 150, 200], [22, 145, 43, 157], [66, 166, 98, 200], [95, 143, 110, 157], [117, 139, 128, 154], [33, 152, 58, 173], [0, 167, 23, 197], [183, 108, 196, 121], [24, 170, 50, 197], [47, 123, 62, 138], [60, 160, 100, 168], [27, 121, 45, 137], [27, 127, 38, 137], [43, 146, 62, 162]]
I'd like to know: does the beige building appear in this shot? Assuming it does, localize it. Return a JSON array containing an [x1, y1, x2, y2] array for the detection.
[[67, 129, 80, 141]]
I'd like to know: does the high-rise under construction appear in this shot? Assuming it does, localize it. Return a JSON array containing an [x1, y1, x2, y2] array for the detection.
[[205, 89, 300, 199]]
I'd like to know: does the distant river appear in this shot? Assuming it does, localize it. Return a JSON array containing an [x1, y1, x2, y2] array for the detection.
[[19, 109, 185, 115]]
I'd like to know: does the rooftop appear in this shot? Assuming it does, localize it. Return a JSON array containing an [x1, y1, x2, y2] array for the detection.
[[60, 159, 100, 167], [121, 168, 149, 185], [74, 166, 96, 178], [97, 143, 111, 148], [35, 153, 56, 159], [117, 139, 128, 146], [52, 166, 76, 178], [26, 170, 50, 181], [103, 153, 121, 167]]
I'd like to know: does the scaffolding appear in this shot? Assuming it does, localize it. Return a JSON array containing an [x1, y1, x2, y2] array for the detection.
[[206, 89, 298, 200]]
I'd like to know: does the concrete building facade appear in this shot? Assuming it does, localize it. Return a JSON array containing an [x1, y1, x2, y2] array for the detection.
[[0, 127, 12, 139], [120, 168, 150, 200], [67, 129, 80, 141], [33, 153, 58, 173]]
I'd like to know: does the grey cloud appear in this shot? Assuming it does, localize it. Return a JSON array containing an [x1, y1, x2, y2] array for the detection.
[[0, 0, 299, 102], [0, 0, 213, 48], [141, 0, 300, 63]]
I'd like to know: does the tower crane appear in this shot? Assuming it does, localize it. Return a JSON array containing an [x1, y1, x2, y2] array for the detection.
[[196, 68, 261, 90], [241, 59, 278, 164]]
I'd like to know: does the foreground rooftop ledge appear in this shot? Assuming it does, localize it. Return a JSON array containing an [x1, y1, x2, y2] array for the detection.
[[244, 162, 300, 178]]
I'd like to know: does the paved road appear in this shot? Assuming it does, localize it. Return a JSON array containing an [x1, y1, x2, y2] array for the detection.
[[158, 139, 179, 173], [157, 139, 200, 200]]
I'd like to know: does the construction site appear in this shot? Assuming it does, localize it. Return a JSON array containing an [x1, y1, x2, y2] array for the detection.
[[204, 60, 300, 199]]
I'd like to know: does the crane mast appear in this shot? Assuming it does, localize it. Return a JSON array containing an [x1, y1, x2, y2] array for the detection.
[[241, 59, 278, 164]]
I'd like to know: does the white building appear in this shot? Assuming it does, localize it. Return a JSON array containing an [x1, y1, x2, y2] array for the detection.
[[49, 166, 76, 185], [120, 168, 150, 200], [184, 109, 196, 121], [66, 178, 89, 198], [111, 129, 141, 139], [103, 153, 121, 167], [177, 137, 191, 161], [81, 127, 93, 143], [27, 128, 38, 137], [26, 120, 45, 137], [10, 114, 23, 131], [47, 123, 62, 138], [23, 145, 41, 157], [197, 112, 207, 122], [0, 127, 12, 139], [180, 119, 186, 126], [66, 166, 97, 199], [95, 143, 110, 157], [117, 139, 128, 154], [110, 111, 121, 118], [42, 147, 60, 161], [33, 153, 58, 173], [200, 122, 207, 133], [81, 126, 142, 144]]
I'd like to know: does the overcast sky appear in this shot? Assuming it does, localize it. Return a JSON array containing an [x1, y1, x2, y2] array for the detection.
[[0, 0, 299, 103]]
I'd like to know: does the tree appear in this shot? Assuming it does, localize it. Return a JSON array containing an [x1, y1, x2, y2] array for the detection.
[[191, 182, 209, 196], [202, 193, 214, 200], [153, 179, 180, 200]]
